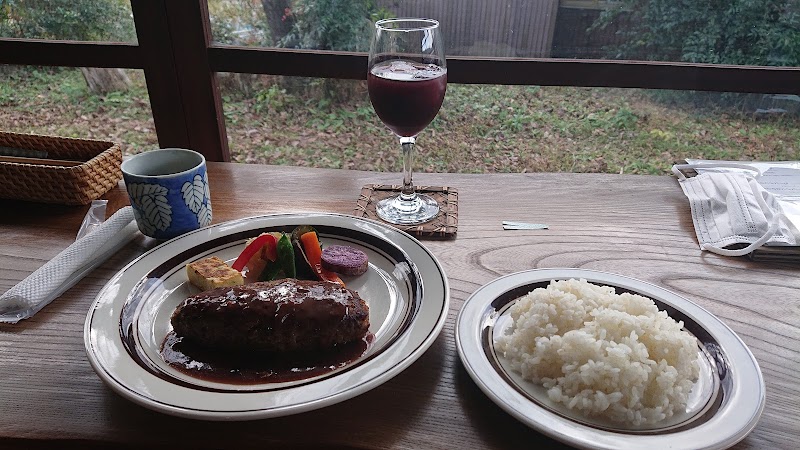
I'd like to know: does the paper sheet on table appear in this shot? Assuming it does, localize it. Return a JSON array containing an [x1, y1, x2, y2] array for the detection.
[[686, 159, 800, 260], [687, 159, 800, 195]]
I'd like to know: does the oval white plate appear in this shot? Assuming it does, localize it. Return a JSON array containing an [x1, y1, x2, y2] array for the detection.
[[455, 268, 764, 450], [85, 213, 449, 420]]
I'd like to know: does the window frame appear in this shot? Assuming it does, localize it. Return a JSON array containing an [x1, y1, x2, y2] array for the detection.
[[1, 0, 798, 162]]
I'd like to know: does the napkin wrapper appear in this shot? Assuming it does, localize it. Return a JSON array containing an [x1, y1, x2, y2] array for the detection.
[[0, 206, 137, 323]]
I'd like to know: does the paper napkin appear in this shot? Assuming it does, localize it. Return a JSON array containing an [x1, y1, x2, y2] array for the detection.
[[0, 206, 138, 324]]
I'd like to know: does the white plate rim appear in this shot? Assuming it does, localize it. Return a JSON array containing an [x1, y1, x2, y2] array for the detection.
[[455, 268, 765, 450], [84, 212, 449, 420]]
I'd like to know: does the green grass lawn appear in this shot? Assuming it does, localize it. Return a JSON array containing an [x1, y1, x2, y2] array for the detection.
[[2, 67, 798, 174]]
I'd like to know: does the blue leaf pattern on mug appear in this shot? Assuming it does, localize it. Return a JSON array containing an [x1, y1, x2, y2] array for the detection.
[[130, 208, 154, 236], [198, 203, 212, 227], [181, 174, 206, 214], [128, 183, 172, 234], [203, 171, 211, 201], [179, 172, 212, 227]]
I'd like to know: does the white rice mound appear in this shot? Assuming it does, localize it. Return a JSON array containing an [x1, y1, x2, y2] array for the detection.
[[495, 278, 700, 426]]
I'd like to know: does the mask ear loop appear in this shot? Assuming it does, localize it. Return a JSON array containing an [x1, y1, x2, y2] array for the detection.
[[701, 225, 779, 256], [699, 176, 780, 257]]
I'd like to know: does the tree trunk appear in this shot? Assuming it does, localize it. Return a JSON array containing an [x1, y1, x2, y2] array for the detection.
[[260, 0, 301, 95], [260, 0, 294, 46], [80, 68, 131, 95]]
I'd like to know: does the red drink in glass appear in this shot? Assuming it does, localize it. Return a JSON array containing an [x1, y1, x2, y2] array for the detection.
[[368, 18, 446, 225], [368, 60, 447, 137]]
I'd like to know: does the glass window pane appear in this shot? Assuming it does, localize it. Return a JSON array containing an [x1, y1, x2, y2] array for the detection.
[[209, 0, 385, 51], [218, 73, 800, 175], [553, 1, 800, 67], [0, 65, 157, 155], [209, 0, 799, 68], [0, 0, 137, 43], [208, 0, 272, 47]]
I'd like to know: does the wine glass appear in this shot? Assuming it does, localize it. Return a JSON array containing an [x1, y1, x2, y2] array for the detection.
[[368, 18, 447, 225]]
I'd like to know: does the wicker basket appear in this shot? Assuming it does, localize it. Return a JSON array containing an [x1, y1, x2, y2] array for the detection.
[[0, 131, 122, 205]]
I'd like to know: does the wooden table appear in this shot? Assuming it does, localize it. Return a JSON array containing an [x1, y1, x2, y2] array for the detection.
[[0, 163, 797, 449]]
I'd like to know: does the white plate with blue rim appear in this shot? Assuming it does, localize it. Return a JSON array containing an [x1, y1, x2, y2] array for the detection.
[[84, 213, 449, 420], [455, 268, 764, 450]]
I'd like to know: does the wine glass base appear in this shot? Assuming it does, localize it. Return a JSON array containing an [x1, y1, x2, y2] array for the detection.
[[376, 193, 440, 225]]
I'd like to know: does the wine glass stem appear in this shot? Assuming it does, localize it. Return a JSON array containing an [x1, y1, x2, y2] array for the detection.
[[400, 136, 417, 200]]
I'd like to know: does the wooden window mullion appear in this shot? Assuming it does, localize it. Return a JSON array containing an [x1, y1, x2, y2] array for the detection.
[[163, 1, 229, 162], [130, 0, 229, 162], [130, 1, 190, 152]]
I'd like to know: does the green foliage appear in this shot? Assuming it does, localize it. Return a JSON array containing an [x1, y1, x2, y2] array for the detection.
[[596, 0, 800, 67], [254, 84, 293, 113], [0, 69, 18, 105], [4, 71, 800, 174], [369, 4, 394, 23], [305, 102, 375, 132], [594, 1, 800, 112], [208, 0, 269, 46], [609, 107, 639, 130], [0, 0, 134, 41], [280, 0, 390, 51]]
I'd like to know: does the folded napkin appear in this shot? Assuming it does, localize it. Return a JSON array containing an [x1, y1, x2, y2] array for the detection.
[[0, 206, 138, 324]]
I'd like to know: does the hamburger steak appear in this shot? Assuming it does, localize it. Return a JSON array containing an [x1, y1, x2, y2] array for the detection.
[[171, 279, 370, 353]]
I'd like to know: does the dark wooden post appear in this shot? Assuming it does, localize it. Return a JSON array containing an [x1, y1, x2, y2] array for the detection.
[[130, 0, 230, 161]]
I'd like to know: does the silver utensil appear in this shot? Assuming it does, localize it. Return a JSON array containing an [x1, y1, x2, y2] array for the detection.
[[502, 221, 549, 230]]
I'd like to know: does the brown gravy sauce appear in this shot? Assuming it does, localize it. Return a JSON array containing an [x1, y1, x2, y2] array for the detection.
[[161, 332, 374, 384]]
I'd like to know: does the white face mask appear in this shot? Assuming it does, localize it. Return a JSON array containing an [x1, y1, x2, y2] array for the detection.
[[672, 163, 799, 257]]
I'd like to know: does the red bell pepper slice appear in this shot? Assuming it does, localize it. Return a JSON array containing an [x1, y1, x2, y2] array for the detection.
[[231, 233, 278, 272], [300, 231, 344, 286]]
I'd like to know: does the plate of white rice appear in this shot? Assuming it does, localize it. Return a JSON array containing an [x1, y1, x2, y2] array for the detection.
[[455, 269, 764, 450]]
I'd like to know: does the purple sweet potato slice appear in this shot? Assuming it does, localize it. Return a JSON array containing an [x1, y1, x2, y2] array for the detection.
[[321, 245, 369, 276]]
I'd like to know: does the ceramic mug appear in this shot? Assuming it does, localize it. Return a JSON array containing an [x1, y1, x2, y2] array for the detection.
[[121, 148, 212, 240]]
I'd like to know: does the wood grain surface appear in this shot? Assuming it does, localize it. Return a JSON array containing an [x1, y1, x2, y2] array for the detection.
[[0, 163, 797, 449]]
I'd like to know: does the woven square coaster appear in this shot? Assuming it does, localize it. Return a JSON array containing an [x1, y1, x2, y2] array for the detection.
[[354, 184, 458, 239]]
